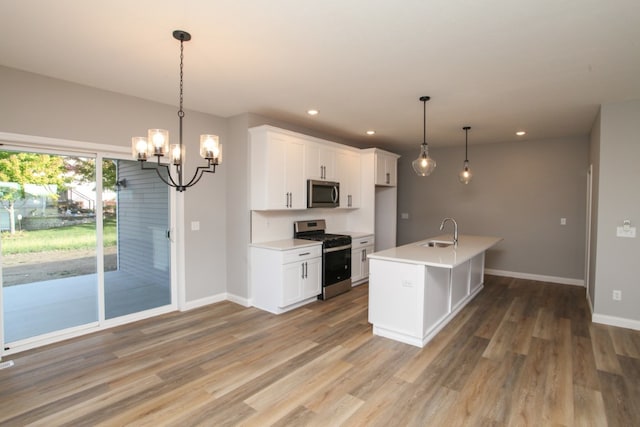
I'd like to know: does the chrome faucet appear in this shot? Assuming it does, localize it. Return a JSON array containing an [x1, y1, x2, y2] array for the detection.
[[440, 217, 458, 247]]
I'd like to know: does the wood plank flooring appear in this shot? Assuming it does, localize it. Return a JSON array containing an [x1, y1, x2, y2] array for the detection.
[[1, 275, 639, 426]]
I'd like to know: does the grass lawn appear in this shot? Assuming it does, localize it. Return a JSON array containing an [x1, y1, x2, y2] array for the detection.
[[1, 219, 117, 254]]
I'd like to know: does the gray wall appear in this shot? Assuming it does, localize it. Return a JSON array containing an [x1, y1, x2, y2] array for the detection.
[[397, 136, 589, 281], [0, 65, 228, 304], [592, 100, 640, 322]]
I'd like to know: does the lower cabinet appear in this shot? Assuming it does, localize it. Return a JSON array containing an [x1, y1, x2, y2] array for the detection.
[[351, 235, 375, 285], [250, 244, 322, 314], [281, 256, 321, 307]]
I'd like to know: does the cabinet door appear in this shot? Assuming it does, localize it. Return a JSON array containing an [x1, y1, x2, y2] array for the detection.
[[285, 138, 306, 209], [301, 257, 322, 299], [306, 143, 335, 181], [351, 248, 364, 282], [337, 150, 361, 208], [374, 153, 397, 187], [265, 135, 288, 209], [281, 262, 303, 307], [362, 245, 374, 278]]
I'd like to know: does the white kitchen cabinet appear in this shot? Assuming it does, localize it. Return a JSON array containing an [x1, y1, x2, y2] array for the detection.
[[250, 243, 322, 314], [351, 235, 374, 284], [336, 149, 361, 208], [374, 150, 398, 186], [250, 126, 306, 210], [306, 142, 337, 181]]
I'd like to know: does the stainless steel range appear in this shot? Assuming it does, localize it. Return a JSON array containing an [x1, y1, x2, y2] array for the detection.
[[293, 219, 352, 300]]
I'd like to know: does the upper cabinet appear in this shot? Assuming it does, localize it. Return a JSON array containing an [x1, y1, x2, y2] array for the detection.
[[336, 149, 361, 208], [250, 127, 306, 210], [374, 150, 399, 187], [249, 125, 366, 211], [306, 142, 337, 181]]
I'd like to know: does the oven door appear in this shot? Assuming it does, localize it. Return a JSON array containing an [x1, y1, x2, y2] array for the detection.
[[323, 245, 351, 286]]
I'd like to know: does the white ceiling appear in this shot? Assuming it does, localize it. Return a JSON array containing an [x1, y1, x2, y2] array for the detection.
[[1, 0, 639, 150]]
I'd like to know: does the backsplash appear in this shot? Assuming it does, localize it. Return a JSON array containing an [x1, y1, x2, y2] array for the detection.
[[251, 209, 367, 243]]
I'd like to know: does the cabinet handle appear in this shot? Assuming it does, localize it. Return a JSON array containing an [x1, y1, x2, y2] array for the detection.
[[386, 172, 390, 184], [305, 262, 308, 278], [361, 241, 368, 244], [348, 194, 351, 207], [301, 262, 305, 279], [362, 249, 366, 262], [299, 252, 310, 256], [289, 192, 292, 208]]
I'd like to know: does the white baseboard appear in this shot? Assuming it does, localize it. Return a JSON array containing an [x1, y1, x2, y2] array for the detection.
[[181, 293, 227, 311], [226, 293, 251, 307], [181, 292, 251, 311], [592, 313, 640, 331], [485, 269, 584, 287]]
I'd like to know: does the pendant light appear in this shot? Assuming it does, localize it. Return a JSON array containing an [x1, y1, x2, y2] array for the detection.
[[132, 30, 222, 192], [412, 96, 437, 176], [458, 126, 473, 184]]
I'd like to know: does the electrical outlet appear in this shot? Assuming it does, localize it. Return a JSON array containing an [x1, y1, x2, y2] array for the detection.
[[560, 218, 567, 225], [612, 290, 622, 301]]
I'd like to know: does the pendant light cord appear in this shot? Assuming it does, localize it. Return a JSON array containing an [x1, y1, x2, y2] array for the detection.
[[423, 99, 426, 145]]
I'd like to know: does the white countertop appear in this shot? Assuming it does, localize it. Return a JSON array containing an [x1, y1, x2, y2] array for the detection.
[[249, 239, 322, 251], [368, 234, 502, 268], [333, 231, 374, 239]]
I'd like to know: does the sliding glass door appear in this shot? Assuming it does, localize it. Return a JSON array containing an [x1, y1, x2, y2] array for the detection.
[[1, 148, 172, 351], [1, 150, 99, 343], [103, 158, 171, 319]]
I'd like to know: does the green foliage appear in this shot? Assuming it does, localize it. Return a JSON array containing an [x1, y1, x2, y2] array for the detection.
[[0, 152, 70, 201], [66, 158, 117, 191], [1, 219, 117, 254]]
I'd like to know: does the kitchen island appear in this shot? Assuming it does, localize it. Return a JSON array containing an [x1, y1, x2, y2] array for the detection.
[[367, 234, 502, 348]]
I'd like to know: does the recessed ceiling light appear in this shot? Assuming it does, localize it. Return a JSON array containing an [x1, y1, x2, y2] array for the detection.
[[366, 130, 376, 135], [516, 131, 526, 136], [307, 109, 319, 116]]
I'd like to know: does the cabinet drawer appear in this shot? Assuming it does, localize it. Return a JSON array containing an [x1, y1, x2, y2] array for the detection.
[[283, 245, 322, 264], [352, 236, 375, 249]]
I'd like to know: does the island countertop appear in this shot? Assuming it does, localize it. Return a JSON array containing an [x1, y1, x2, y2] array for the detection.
[[368, 234, 502, 268]]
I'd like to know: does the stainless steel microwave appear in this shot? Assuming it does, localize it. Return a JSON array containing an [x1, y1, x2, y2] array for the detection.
[[307, 180, 339, 208]]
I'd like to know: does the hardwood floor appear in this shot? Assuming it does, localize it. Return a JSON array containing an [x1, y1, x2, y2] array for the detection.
[[1, 275, 639, 426]]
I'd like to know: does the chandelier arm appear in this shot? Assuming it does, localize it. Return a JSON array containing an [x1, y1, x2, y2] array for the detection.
[[140, 161, 181, 188], [182, 164, 216, 188]]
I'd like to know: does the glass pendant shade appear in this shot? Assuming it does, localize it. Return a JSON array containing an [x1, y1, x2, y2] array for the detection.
[[413, 95, 436, 176], [148, 129, 169, 156], [459, 160, 472, 184], [412, 143, 437, 176], [199, 134, 222, 163]]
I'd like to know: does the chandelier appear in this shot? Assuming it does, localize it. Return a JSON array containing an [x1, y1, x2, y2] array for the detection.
[[131, 30, 221, 192]]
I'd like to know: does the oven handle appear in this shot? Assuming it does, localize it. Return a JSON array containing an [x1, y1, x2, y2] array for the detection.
[[324, 244, 351, 253]]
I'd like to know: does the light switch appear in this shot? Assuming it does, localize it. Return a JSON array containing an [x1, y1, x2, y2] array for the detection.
[[400, 213, 409, 220], [560, 218, 567, 225], [616, 226, 636, 238], [191, 221, 200, 231]]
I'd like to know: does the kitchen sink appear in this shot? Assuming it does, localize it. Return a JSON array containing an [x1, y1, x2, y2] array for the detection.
[[422, 240, 454, 248]]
